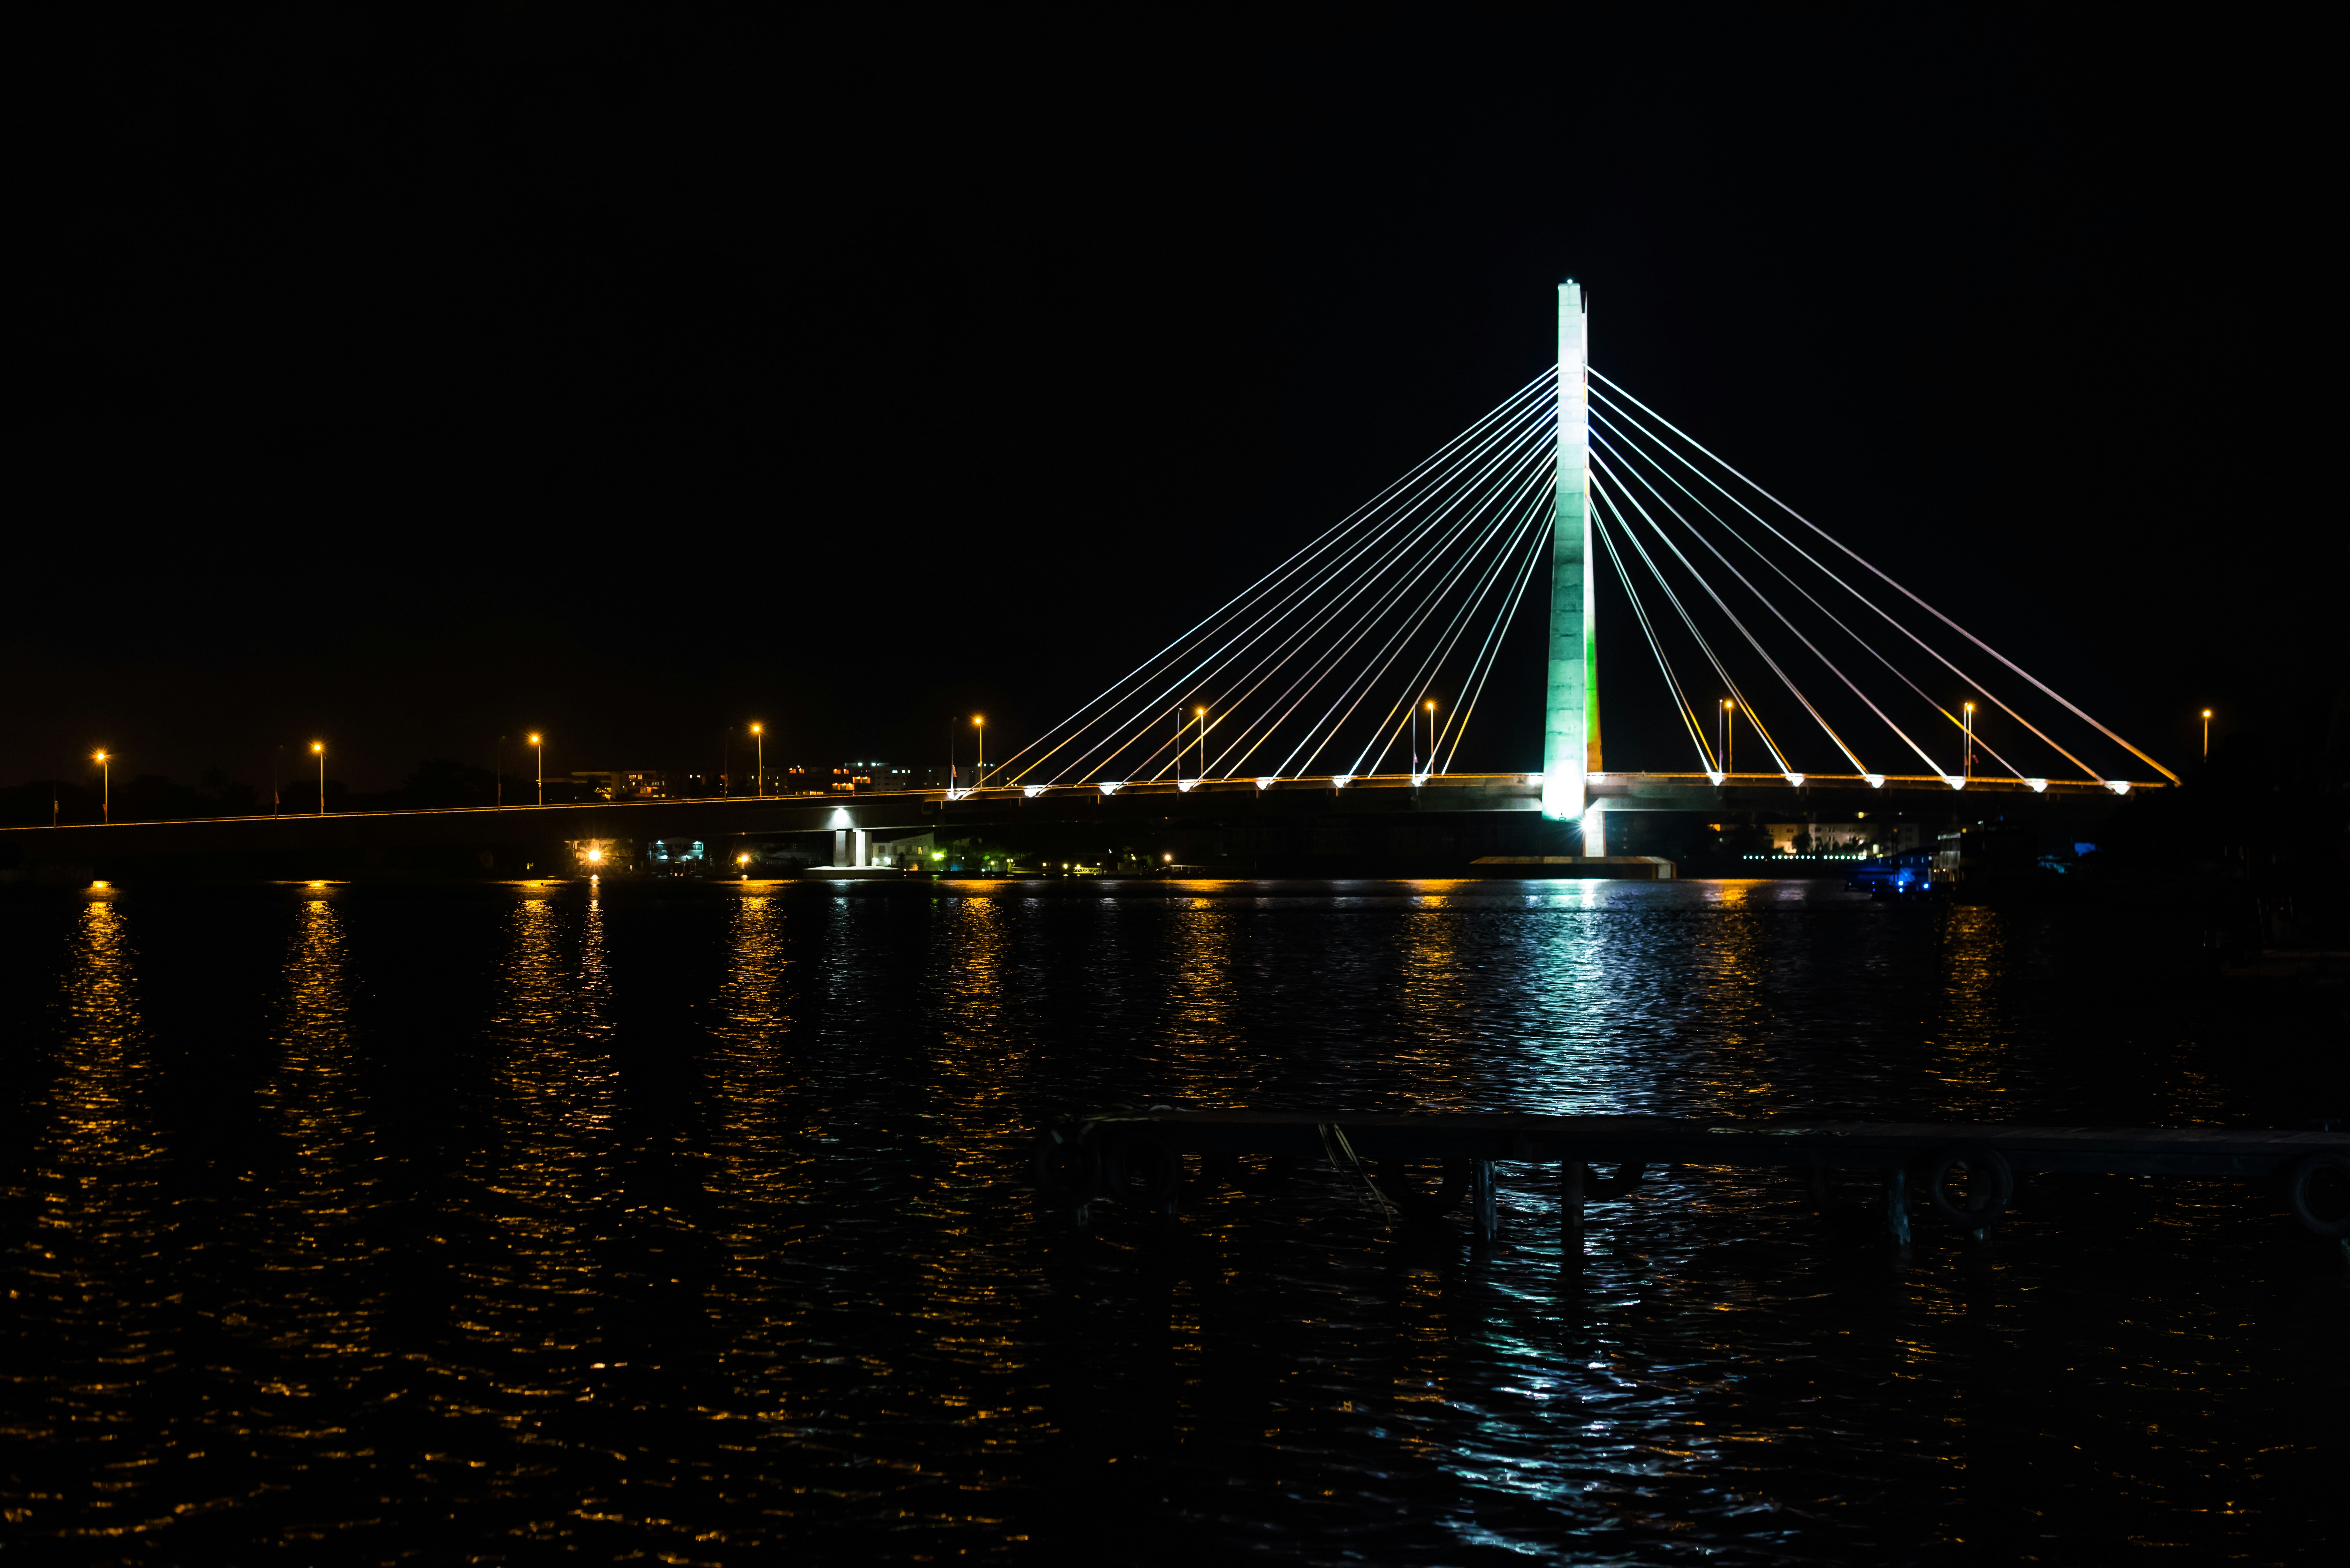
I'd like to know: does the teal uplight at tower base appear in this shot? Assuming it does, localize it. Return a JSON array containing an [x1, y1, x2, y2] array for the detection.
[[1542, 279, 1599, 823]]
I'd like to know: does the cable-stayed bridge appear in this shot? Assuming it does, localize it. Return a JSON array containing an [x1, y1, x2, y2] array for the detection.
[[4, 280, 2168, 880], [970, 278, 2170, 855]]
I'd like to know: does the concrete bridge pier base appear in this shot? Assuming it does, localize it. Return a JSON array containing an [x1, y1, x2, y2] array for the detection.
[[1579, 805, 1606, 858], [831, 828, 869, 869]]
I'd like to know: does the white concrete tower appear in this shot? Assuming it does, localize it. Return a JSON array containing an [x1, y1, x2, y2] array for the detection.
[[1541, 279, 1601, 828]]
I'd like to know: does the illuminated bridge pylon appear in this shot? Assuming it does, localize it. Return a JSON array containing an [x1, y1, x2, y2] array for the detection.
[[983, 281, 2177, 818]]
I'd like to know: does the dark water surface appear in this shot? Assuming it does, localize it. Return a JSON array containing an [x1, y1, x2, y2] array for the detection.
[[1, 879, 2342, 1564]]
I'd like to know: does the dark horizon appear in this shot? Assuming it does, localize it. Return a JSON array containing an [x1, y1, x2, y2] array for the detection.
[[17, 10, 2340, 799]]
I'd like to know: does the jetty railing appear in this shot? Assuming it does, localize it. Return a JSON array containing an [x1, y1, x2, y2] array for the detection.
[[1030, 1111, 2350, 1258]]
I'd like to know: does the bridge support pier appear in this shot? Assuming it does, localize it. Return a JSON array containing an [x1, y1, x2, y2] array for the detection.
[[831, 828, 870, 868], [1579, 804, 1606, 857]]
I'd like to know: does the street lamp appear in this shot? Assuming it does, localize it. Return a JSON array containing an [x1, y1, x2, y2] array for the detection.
[[93, 750, 109, 823], [973, 715, 984, 786], [1418, 697, 1437, 778], [2202, 708, 2213, 758], [1962, 701, 1976, 782], [311, 742, 326, 816], [1720, 699, 1735, 778], [1194, 705, 1206, 781], [750, 723, 764, 797], [528, 733, 542, 805]]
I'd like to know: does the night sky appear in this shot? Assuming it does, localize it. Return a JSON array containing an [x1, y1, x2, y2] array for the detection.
[[19, 8, 2337, 797]]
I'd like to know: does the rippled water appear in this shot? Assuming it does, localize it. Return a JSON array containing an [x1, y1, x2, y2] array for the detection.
[[1, 879, 2341, 1564]]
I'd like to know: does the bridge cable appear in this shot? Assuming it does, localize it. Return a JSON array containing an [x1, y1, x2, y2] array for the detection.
[[991, 370, 1556, 788], [1590, 370, 2171, 784], [1201, 419, 1556, 781], [1437, 500, 1554, 775], [1588, 479, 1785, 772], [1592, 434, 1875, 777], [1591, 404, 1961, 778], [1291, 449, 1560, 778], [1006, 382, 1555, 789], [1591, 457, 1807, 774], [1589, 502, 1718, 773], [1062, 391, 1550, 784], [1349, 471, 1559, 777], [1052, 398, 1558, 789], [1128, 413, 1556, 786], [1591, 379, 2082, 782], [1255, 436, 1558, 779]]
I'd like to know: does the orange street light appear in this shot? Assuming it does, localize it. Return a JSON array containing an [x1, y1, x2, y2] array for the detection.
[[2202, 708, 2213, 758], [93, 750, 110, 822], [311, 741, 326, 815], [528, 733, 543, 805], [750, 722, 764, 797], [973, 715, 985, 786]]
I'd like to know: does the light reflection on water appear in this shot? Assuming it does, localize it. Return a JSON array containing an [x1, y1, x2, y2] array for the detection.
[[12, 900, 171, 1534], [237, 896, 382, 1442], [0, 879, 2339, 1563]]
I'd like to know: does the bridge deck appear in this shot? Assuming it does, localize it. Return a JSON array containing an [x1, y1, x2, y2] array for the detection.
[[1, 767, 2162, 841], [1, 767, 2165, 880]]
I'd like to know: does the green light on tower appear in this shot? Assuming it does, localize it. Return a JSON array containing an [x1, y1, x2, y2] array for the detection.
[[1542, 278, 1600, 823]]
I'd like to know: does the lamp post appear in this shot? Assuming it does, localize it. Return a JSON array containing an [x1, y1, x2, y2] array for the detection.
[[311, 742, 325, 816], [751, 723, 764, 797], [1721, 700, 1735, 778], [93, 750, 109, 823], [2202, 708, 2212, 758], [1423, 698, 1437, 777], [529, 733, 542, 805], [1194, 705, 1206, 781], [973, 715, 984, 787], [1962, 701, 1976, 781]]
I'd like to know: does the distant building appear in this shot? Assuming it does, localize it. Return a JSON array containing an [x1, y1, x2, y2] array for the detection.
[[1763, 820, 1878, 854], [572, 770, 672, 800], [825, 762, 921, 793]]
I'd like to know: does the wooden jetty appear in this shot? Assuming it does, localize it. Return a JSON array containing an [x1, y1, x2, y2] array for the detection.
[[1031, 1110, 2350, 1255]]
